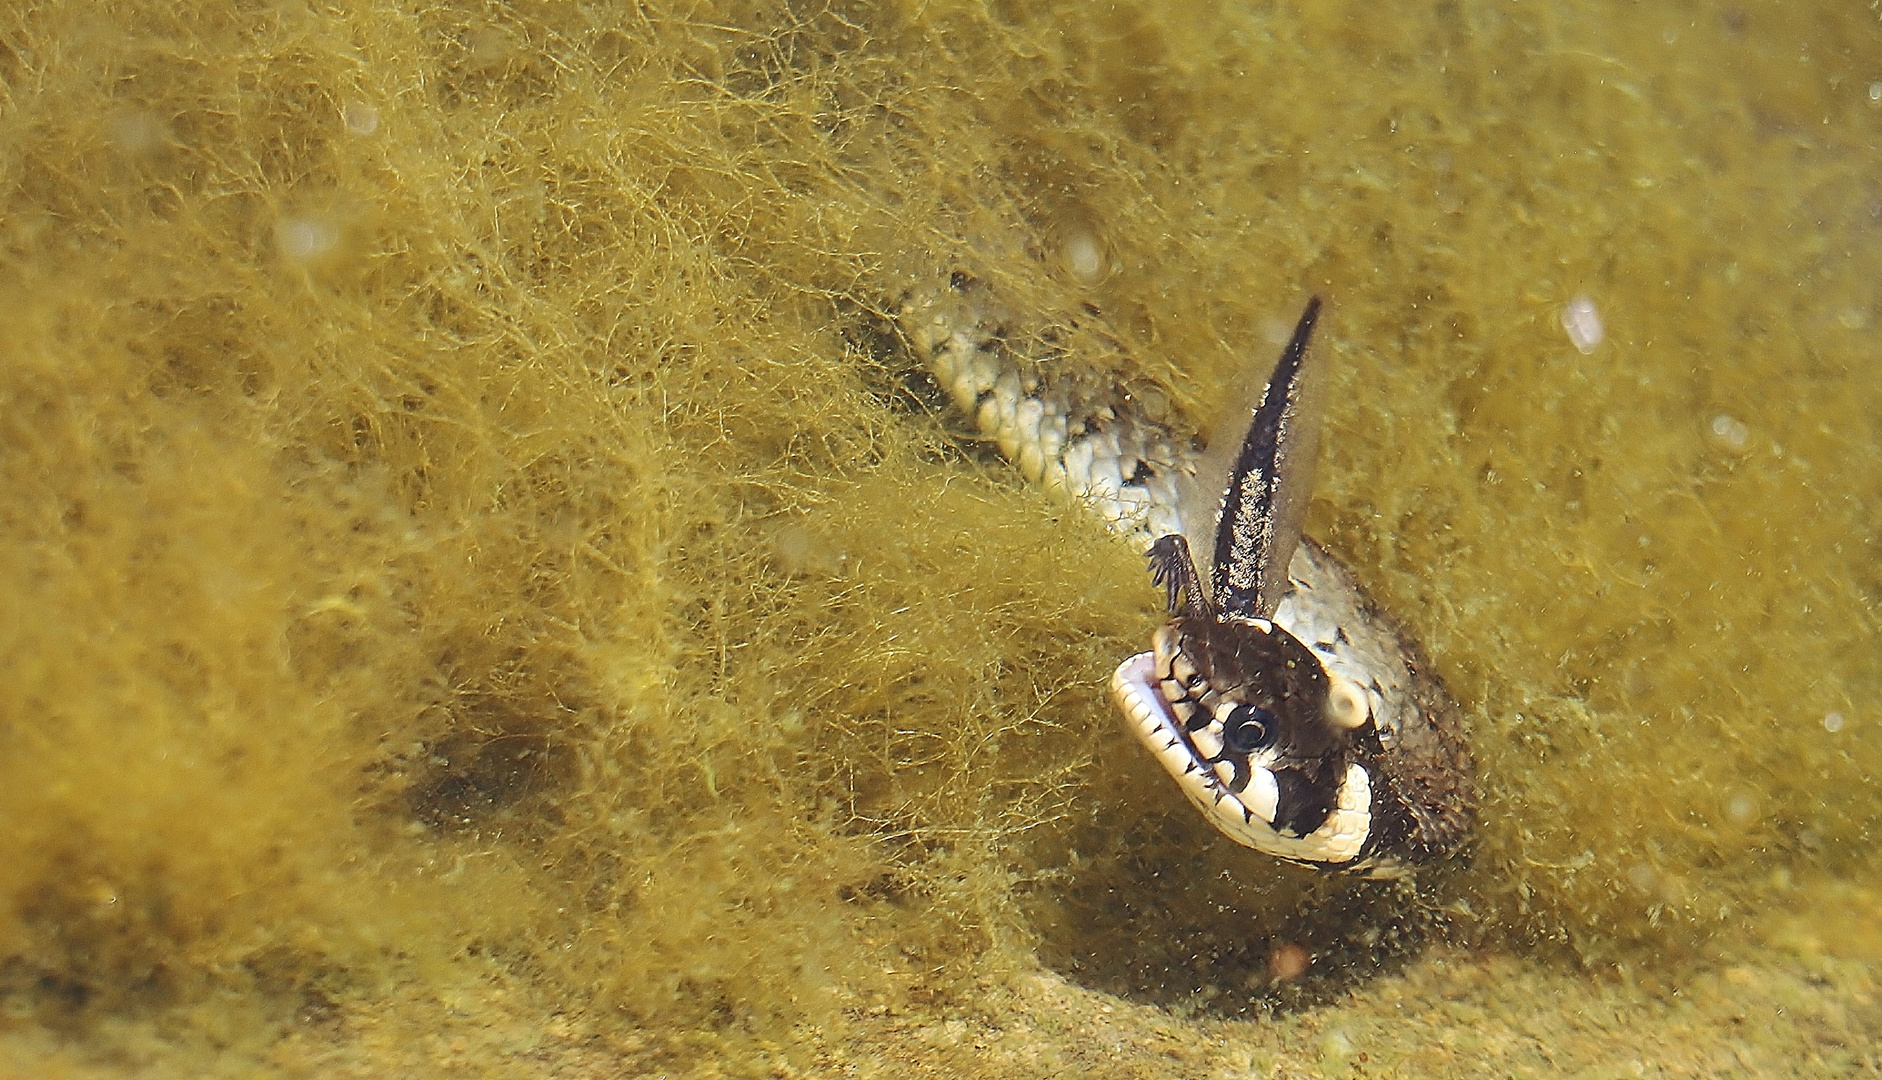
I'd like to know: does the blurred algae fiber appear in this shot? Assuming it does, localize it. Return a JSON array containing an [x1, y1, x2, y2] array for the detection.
[[2, 0, 1881, 1070]]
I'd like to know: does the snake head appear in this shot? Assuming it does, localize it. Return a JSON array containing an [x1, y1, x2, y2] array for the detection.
[[1164, 613, 1348, 767], [1113, 297, 1387, 868], [1108, 607, 1373, 864]]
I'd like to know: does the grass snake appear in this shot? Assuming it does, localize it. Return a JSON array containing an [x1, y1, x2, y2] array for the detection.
[[896, 276, 1474, 878]]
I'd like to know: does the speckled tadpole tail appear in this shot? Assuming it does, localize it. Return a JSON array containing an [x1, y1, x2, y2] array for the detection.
[[897, 280, 1473, 878]]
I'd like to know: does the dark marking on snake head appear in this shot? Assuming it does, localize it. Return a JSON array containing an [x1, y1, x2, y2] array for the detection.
[[1271, 767, 1340, 837], [1171, 609, 1349, 763]]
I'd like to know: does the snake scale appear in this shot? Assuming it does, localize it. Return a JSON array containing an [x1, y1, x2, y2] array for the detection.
[[895, 272, 1474, 878]]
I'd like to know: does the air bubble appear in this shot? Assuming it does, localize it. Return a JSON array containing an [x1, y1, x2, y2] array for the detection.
[[343, 101, 380, 136], [1063, 231, 1104, 285], [276, 216, 341, 262], [1823, 711, 1845, 733], [1725, 790, 1759, 825], [1869, 82, 1881, 104], [1708, 413, 1749, 450], [1561, 294, 1603, 354]]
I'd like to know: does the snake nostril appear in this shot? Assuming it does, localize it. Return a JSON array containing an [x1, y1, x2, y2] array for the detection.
[[1222, 704, 1277, 754]]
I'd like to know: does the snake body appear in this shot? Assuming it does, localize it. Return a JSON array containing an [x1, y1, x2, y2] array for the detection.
[[896, 276, 1473, 877]]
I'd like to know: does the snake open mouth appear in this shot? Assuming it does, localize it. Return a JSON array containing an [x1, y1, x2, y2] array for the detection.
[[1110, 650, 1374, 868]]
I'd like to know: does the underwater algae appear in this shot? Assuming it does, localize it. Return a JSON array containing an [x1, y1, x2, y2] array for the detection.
[[1, 0, 1880, 1076]]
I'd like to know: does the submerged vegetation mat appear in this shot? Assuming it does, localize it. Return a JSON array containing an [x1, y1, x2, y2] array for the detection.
[[1, 0, 1879, 1076]]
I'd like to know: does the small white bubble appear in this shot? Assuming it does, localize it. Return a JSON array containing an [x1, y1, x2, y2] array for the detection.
[[1725, 791, 1758, 825], [343, 101, 380, 136], [276, 216, 340, 261], [1708, 413, 1750, 450], [1063, 231, 1104, 285], [1561, 294, 1604, 354], [1869, 81, 1882, 103], [1823, 711, 1845, 733]]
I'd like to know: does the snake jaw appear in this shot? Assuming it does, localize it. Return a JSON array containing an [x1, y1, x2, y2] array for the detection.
[[1111, 651, 1276, 826], [1111, 650, 1373, 866]]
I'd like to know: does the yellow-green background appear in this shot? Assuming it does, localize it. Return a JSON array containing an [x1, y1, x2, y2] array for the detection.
[[2, 0, 1877, 1076]]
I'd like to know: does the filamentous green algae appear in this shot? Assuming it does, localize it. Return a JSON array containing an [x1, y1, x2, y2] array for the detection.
[[0, 1, 1877, 1077]]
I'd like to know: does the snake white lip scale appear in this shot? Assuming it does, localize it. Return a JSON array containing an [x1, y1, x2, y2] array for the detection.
[[897, 280, 1473, 878]]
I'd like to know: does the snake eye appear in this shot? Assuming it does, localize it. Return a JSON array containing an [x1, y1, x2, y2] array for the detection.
[[1222, 704, 1277, 754]]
